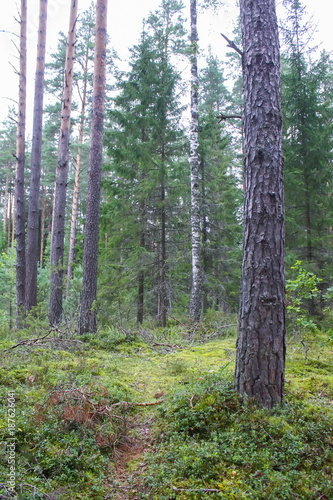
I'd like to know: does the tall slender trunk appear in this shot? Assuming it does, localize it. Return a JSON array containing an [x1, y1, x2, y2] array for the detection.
[[137, 228, 145, 324], [158, 166, 167, 327], [25, 0, 48, 312], [79, 0, 108, 334], [11, 193, 15, 249], [189, 0, 202, 321], [3, 175, 9, 235], [137, 130, 147, 324], [15, 0, 27, 327], [49, 0, 78, 325], [40, 185, 47, 267], [201, 159, 209, 314], [235, 0, 286, 408], [7, 190, 12, 250], [66, 52, 89, 298]]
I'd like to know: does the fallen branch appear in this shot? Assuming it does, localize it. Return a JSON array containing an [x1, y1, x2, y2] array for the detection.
[[221, 33, 243, 57], [18, 483, 51, 499], [4, 329, 83, 351], [173, 486, 221, 493], [152, 342, 181, 349], [167, 313, 185, 326], [190, 394, 195, 409]]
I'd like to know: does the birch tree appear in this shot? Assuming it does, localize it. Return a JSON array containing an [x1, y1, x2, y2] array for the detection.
[[79, 0, 108, 334], [49, 0, 78, 325], [235, 0, 286, 408], [189, 0, 202, 322]]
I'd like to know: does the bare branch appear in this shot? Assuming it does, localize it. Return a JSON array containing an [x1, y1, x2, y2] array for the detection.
[[173, 487, 221, 493], [217, 114, 242, 122], [221, 33, 243, 57], [8, 61, 19, 75], [0, 29, 19, 38]]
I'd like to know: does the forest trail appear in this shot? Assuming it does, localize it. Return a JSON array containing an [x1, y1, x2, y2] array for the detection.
[[110, 414, 156, 499]]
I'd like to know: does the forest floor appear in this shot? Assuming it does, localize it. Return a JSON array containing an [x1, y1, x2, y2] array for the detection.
[[0, 319, 332, 499]]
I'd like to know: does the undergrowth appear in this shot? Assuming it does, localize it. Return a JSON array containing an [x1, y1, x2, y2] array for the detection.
[[140, 370, 333, 499], [0, 317, 332, 499]]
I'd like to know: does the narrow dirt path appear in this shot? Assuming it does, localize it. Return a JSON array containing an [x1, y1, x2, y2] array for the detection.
[[109, 413, 156, 499]]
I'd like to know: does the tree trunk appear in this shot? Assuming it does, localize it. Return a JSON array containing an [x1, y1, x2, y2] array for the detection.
[[11, 186, 15, 248], [235, 0, 286, 408], [79, 0, 108, 334], [49, 0, 78, 325], [189, 0, 202, 322], [137, 132, 147, 325], [158, 145, 167, 328], [3, 175, 9, 235], [201, 159, 209, 314], [25, 0, 48, 313], [39, 185, 47, 267], [66, 47, 89, 299], [7, 190, 12, 251], [15, 0, 27, 328], [137, 228, 145, 325]]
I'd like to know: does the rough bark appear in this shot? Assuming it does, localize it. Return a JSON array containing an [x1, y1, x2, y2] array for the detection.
[[49, 0, 78, 325], [189, 0, 202, 322], [158, 164, 167, 328], [7, 191, 12, 250], [3, 175, 9, 235], [201, 159, 209, 314], [66, 46, 89, 299], [137, 229, 145, 324], [79, 0, 108, 334], [25, 0, 48, 312], [11, 188, 15, 249], [39, 185, 46, 267], [235, 0, 286, 408]]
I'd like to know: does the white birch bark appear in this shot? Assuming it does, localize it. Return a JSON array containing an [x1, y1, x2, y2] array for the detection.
[[189, 0, 202, 321]]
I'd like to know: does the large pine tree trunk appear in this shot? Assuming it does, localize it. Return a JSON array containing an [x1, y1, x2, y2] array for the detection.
[[15, 0, 27, 328], [79, 0, 108, 334], [189, 0, 202, 322], [235, 0, 286, 408], [25, 0, 48, 312], [66, 51, 89, 299], [49, 0, 78, 325]]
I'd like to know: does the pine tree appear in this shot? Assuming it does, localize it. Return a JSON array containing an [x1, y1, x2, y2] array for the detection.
[[79, 0, 108, 334], [25, 0, 48, 313], [66, 4, 95, 298], [49, 0, 78, 325], [235, 0, 286, 408], [15, 0, 27, 327]]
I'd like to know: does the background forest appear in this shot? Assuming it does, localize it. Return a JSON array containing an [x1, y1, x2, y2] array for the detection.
[[0, 0, 332, 332], [0, 0, 333, 499]]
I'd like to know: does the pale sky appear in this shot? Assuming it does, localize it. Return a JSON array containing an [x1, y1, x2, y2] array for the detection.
[[0, 0, 332, 131]]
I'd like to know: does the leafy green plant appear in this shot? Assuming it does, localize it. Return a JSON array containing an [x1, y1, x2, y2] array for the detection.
[[286, 261, 321, 344]]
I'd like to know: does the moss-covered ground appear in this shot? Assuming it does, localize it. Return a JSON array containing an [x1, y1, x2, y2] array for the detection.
[[0, 319, 332, 499]]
